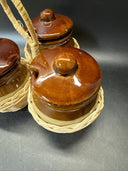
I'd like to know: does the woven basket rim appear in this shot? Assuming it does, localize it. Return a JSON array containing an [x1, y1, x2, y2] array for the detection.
[[28, 86, 104, 133]]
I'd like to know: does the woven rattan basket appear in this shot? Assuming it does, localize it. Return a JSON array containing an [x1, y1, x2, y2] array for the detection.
[[0, 0, 104, 133], [28, 87, 104, 133]]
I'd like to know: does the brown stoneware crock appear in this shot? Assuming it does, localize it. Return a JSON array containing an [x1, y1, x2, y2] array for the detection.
[[26, 9, 78, 49], [30, 46, 102, 125]]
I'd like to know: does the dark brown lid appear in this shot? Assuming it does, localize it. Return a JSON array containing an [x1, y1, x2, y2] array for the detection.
[[31, 9, 73, 40], [0, 38, 20, 76], [30, 47, 102, 106]]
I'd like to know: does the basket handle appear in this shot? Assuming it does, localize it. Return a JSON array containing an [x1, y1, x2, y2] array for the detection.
[[0, 0, 39, 60]]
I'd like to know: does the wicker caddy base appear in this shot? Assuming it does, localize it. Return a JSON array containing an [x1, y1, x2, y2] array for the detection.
[[0, 57, 30, 113], [0, 0, 104, 132], [28, 87, 104, 133]]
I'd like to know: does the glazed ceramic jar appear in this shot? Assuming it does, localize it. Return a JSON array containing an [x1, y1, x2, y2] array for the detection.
[[30, 46, 102, 125], [0, 38, 30, 112], [27, 9, 79, 49]]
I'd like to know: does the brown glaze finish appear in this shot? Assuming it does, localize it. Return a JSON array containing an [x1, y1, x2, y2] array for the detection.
[[0, 38, 20, 77], [0, 60, 19, 86], [0, 63, 28, 97], [33, 92, 98, 121], [63, 37, 78, 48], [40, 9, 56, 22], [31, 9, 73, 40], [0, 38, 28, 97], [53, 52, 78, 75], [30, 46, 102, 106], [39, 31, 72, 48]]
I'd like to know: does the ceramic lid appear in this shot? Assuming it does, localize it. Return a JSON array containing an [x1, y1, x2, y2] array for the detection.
[[31, 9, 73, 40], [30, 46, 102, 106], [0, 38, 20, 77]]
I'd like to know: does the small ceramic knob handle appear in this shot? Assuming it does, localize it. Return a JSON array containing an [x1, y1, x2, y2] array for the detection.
[[40, 9, 56, 22], [53, 52, 78, 75]]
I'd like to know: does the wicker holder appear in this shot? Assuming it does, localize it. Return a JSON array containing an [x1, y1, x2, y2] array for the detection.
[[0, 58, 30, 113], [0, 0, 104, 133], [28, 87, 104, 133]]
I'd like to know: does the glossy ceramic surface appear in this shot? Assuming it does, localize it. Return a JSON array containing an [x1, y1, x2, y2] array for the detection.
[[53, 51, 78, 75], [33, 92, 98, 121], [0, 38, 20, 77], [31, 9, 73, 40], [0, 38, 28, 97], [30, 46, 102, 106], [0, 62, 28, 97], [39, 31, 72, 47]]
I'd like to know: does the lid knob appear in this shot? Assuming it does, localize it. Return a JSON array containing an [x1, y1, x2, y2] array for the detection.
[[40, 9, 56, 22], [53, 52, 78, 75]]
